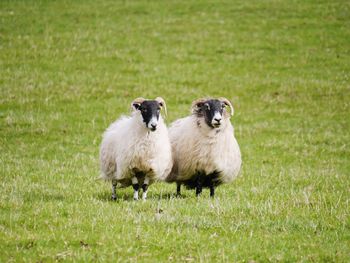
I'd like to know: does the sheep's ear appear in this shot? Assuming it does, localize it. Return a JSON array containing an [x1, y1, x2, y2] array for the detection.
[[191, 98, 207, 114], [131, 97, 145, 111], [219, 97, 234, 116], [155, 97, 167, 117]]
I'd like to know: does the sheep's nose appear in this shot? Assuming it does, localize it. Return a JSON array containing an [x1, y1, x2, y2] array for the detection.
[[214, 118, 221, 123], [151, 124, 157, 129]]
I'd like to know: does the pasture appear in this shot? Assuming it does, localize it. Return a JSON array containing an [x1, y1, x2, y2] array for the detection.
[[1, 0, 349, 261]]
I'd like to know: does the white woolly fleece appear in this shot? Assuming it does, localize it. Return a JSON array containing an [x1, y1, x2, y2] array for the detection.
[[100, 111, 173, 187], [166, 114, 241, 184]]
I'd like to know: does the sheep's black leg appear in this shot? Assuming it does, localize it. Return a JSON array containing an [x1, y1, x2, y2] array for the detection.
[[142, 176, 150, 200], [176, 183, 181, 196], [196, 183, 202, 196], [196, 175, 202, 197], [131, 176, 139, 200], [209, 184, 215, 198], [111, 179, 117, 201]]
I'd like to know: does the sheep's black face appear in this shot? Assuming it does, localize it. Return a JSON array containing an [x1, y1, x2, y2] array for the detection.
[[198, 99, 225, 129], [133, 100, 161, 131]]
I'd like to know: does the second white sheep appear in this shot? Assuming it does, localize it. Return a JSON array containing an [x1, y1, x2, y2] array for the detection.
[[165, 97, 241, 197]]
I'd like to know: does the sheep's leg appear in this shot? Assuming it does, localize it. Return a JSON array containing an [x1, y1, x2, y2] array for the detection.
[[111, 179, 117, 201], [209, 184, 215, 198], [176, 183, 181, 196], [142, 176, 149, 200], [196, 176, 202, 197], [132, 176, 139, 200]]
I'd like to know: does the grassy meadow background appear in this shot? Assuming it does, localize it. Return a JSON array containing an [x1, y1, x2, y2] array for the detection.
[[1, 0, 349, 261]]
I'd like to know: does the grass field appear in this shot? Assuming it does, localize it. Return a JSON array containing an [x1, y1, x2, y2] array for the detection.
[[1, 0, 350, 262]]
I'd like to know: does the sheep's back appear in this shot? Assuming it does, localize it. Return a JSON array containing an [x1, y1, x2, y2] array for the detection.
[[99, 117, 131, 179]]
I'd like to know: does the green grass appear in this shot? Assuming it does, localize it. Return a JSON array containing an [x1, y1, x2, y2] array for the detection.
[[1, 0, 349, 261]]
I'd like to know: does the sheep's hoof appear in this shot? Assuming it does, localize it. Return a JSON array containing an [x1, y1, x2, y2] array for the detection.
[[133, 192, 139, 200], [111, 196, 117, 201]]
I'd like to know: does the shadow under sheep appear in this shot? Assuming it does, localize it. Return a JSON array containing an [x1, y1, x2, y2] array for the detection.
[[96, 190, 187, 202]]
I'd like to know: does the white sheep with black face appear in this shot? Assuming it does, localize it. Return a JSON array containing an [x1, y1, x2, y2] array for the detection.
[[165, 97, 241, 197], [100, 97, 173, 200]]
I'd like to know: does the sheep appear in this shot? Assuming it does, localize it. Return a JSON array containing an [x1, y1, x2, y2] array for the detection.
[[100, 97, 173, 200], [165, 97, 241, 197]]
